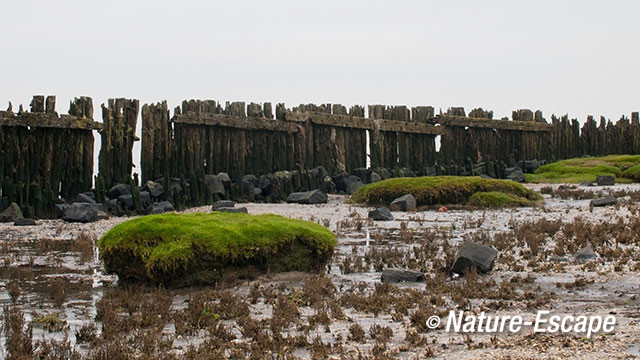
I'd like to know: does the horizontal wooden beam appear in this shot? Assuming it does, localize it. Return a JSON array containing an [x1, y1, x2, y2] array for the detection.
[[286, 111, 445, 135], [0, 111, 102, 130], [434, 115, 551, 132], [172, 112, 299, 133]]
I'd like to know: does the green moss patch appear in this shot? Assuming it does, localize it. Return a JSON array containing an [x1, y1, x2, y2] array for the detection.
[[468, 191, 536, 208], [527, 155, 640, 183], [98, 212, 337, 287], [350, 176, 542, 207]]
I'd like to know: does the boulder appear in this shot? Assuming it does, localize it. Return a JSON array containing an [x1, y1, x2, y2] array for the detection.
[[450, 241, 498, 275], [117, 194, 135, 210], [331, 172, 349, 193], [596, 175, 615, 186], [370, 172, 382, 183], [257, 176, 272, 196], [575, 245, 596, 260], [96, 211, 109, 221], [368, 207, 394, 221], [105, 199, 117, 212], [142, 181, 164, 198], [287, 190, 328, 204], [74, 192, 96, 203], [505, 167, 525, 183], [389, 194, 416, 211], [579, 180, 593, 187], [204, 175, 225, 195], [381, 268, 425, 283], [14, 218, 36, 226], [217, 172, 231, 190], [148, 201, 175, 214], [216, 207, 248, 214], [55, 203, 69, 219], [424, 166, 437, 177], [107, 183, 131, 199], [352, 168, 370, 184], [213, 200, 236, 210], [374, 168, 392, 180], [323, 176, 336, 194], [394, 168, 416, 178], [63, 203, 98, 223], [0, 203, 23, 222], [311, 166, 328, 180], [590, 197, 617, 207], [344, 175, 363, 194]]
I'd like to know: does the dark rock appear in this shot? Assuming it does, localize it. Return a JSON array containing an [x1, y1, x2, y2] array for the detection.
[[257, 176, 272, 196], [73, 193, 96, 204], [63, 203, 98, 223], [213, 200, 236, 210], [252, 187, 263, 198], [0, 203, 23, 222], [352, 168, 370, 184], [579, 180, 593, 187], [522, 160, 543, 173], [0, 197, 8, 213], [323, 176, 336, 194], [287, 189, 328, 204], [331, 172, 349, 193], [344, 175, 363, 194], [142, 181, 164, 198], [217, 172, 231, 189], [368, 207, 394, 221], [204, 175, 225, 195], [596, 175, 615, 186], [381, 268, 425, 283], [389, 194, 417, 211], [450, 241, 498, 275], [505, 167, 525, 182], [311, 166, 328, 180], [139, 191, 152, 207], [149, 201, 175, 214], [170, 180, 183, 195], [575, 245, 596, 260], [96, 211, 109, 221], [14, 218, 36, 226], [394, 168, 416, 178], [55, 203, 69, 219], [107, 183, 131, 199], [424, 166, 437, 177], [216, 207, 248, 214], [590, 197, 617, 207], [242, 174, 258, 186], [370, 172, 382, 183], [117, 194, 135, 210], [374, 168, 392, 180], [105, 199, 117, 212]]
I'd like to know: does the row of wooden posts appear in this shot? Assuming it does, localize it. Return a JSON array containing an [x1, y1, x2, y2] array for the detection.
[[1, 95, 639, 217]]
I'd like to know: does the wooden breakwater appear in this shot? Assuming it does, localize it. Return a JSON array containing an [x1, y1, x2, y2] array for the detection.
[[1, 95, 639, 217]]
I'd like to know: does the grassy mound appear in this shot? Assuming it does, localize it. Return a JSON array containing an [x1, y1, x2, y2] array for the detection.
[[527, 155, 640, 183], [350, 176, 542, 207], [98, 212, 337, 286], [468, 191, 536, 208]]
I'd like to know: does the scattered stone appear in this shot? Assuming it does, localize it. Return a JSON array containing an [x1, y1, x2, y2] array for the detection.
[[450, 241, 498, 275], [479, 174, 494, 179], [505, 167, 525, 182], [204, 175, 225, 195], [0, 203, 23, 222], [96, 211, 109, 221], [107, 183, 131, 199], [14, 218, 36, 226], [213, 200, 235, 210], [216, 207, 248, 214], [323, 176, 336, 193], [117, 194, 135, 210], [389, 194, 416, 211], [142, 181, 164, 198], [579, 180, 593, 187], [381, 268, 425, 283], [575, 245, 597, 260], [345, 175, 364, 194], [148, 201, 175, 214], [590, 197, 617, 207], [74, 192, 96, 203], [63, 203, 98, 223], [596, 175, 615, 186], [368, 207, 394, 221], [287, 189, 328, 204]]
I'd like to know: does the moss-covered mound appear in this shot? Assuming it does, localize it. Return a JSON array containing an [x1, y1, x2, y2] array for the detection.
[[351, 176, 542, 207], [98, 212, 337, 286], [467, 191, 536, 208], [527, 155, 640, 183]]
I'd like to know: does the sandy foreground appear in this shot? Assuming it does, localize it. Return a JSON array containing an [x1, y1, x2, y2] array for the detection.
[[0, 183, 639, 359]]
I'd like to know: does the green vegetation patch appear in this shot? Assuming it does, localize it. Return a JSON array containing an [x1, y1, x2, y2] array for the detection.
[[468, 191, 536, 208], [98, 212, 337, 287], [350, 176, 542, 207], [527, 155, 640, 183]]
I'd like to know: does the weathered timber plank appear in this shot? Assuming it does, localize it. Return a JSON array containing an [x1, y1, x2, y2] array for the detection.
[[173, 113, 298, 133], [434, 115, 551, 132], [286, 111, 444, 135], [0, 111, 102, 130]]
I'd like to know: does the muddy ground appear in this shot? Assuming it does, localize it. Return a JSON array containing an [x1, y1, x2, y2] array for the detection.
[[1, 183, 639, 359]]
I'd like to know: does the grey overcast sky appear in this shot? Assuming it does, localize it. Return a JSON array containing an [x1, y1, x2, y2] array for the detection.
[[1, 0, 638, 122]]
